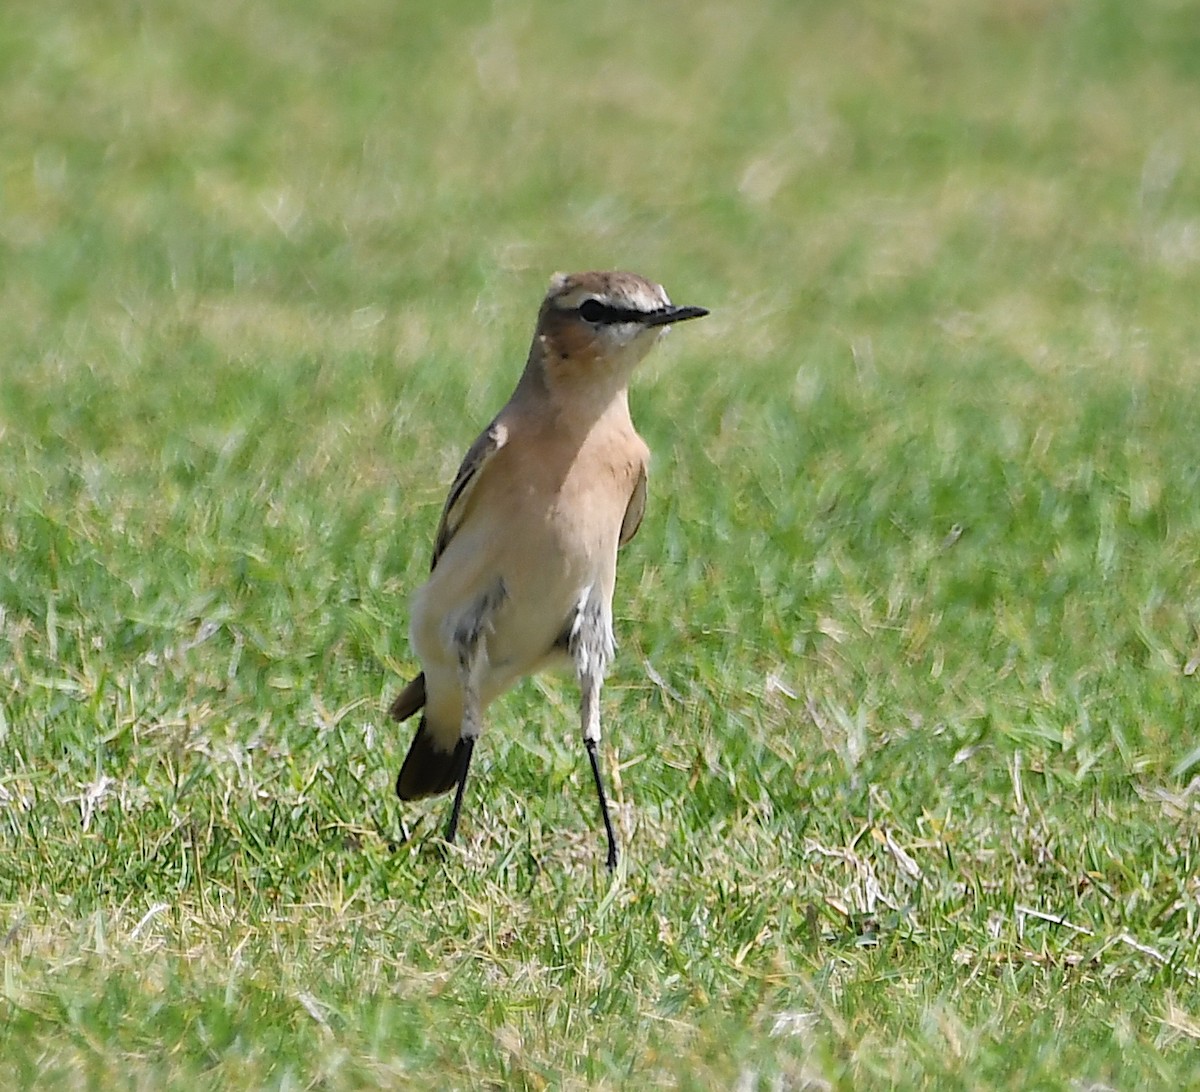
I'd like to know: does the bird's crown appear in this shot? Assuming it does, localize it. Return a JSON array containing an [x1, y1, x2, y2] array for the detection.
[[541, 271, 708, 330]]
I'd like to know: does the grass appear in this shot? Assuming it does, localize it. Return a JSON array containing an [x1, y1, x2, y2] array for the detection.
[[3, 0, 1200, 1086]]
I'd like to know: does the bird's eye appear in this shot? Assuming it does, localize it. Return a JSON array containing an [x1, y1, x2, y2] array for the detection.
[[578, 299, 606, 323]]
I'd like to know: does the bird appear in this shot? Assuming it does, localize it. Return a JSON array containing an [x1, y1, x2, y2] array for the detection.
[[389, 270, 708, 870]]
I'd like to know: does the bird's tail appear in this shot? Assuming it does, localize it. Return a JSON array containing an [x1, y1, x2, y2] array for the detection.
[[390, 672, 465, 800], [396, 717, 467, 800]]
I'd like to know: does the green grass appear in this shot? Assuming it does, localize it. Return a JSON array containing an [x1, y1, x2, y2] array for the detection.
[[4, 0, 1200, 1086]]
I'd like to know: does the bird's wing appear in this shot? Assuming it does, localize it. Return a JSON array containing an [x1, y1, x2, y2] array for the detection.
[[389, 671, 426, 721], [618, 462, 648, 548], [430, 420, 508, 570]]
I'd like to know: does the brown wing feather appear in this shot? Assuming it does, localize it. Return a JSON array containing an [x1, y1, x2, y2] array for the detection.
[[389, 671, 426, 721], [618, 462, 648, 547], [430, 420, 508, 569]]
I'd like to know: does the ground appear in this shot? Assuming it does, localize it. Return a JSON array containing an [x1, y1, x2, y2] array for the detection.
[[3, 0, 1200, 1087]]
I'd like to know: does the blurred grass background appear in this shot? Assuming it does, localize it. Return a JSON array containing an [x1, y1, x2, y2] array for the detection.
[[3, 0, 1200, 1087]]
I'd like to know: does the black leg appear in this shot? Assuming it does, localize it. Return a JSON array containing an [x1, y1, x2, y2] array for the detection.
[[444, 737, 476, 845], [586, 737, 619, 871]]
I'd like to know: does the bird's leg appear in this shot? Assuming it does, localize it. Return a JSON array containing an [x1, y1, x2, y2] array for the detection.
[[581, 672, 619, 871], [570, 589, 619, 871], [445, 583, 503, 846], [444, 737, 475, 845], [444, 647, 484, 845]]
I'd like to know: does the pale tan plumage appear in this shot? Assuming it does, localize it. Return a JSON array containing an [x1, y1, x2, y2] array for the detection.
[[390, 270, 707, 867]]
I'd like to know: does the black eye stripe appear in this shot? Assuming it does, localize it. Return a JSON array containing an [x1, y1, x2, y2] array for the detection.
[[577, 299, 660, 325]]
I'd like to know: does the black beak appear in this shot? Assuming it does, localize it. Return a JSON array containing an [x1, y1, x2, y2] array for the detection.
[[641, 305, 709, 327]]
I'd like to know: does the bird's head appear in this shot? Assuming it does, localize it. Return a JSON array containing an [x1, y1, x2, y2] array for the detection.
[[531, 271, 707, 399]]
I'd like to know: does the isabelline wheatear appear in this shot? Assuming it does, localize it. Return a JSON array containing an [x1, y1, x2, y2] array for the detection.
[[389, 270, 707, 869]]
